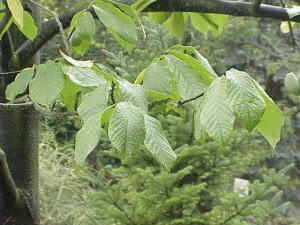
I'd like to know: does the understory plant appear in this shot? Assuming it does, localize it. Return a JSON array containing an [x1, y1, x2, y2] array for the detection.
[[82, 129, 294, 225]]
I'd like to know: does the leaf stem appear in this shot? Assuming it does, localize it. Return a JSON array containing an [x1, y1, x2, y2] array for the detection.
[[178, 92, 204, 106]]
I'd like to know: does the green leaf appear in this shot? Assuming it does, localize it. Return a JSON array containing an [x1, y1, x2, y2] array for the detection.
[[0, 4, 13, 39], [5, 67, 34, 101], [59, 49, 93, 68], [69, 11, 95, 55], [226, 69, 266, 132], [101, 104, 116, 134], [92, 63, 117, 82], [134, 69, 145, 84], [108, 29, 134, 53], [78, 83, 110, 122], [148, 12, 171, 24], [92, 1, 138, 51], [194, 50, 218, 78], [132, 0, 157, 13], [119, 79, 148, 113], [29, 61, 65, 106], [143, 114, 177, 171], [190, 13, 228, 37], [62, 65, 107, 87], [145, 90, 172, 101], [60, 76, 80, 112], [200, 76, 235, 144], [107, 0, 146, 40], [168, 45, 218, 80], [67, 10, 84, 36], [168, 50, 215, 86], [75, 113, 102, 165], [165, 55, 207, 106], [253, 82, 283, 148], [193, 100, 207, 142], [280, 21, 296, 33], [168, 44, 196, 53], [284, 72, 300, 95], [287, 6, 300, 19], [164, 12, 185, 41], [143, 60, 172, 95], [15, 11, 37, 40], [7, 0, 23, 27], [108, 102, 145, 156]]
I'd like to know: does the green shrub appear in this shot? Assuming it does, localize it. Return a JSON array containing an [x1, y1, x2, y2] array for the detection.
[[82, 130, 294, 225]]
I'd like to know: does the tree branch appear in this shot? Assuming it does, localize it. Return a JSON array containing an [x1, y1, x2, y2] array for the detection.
[[243, 40, 300, 64], [16, 0, 300, 66], [0, 148, 19, 207], [17, 8, 81, 66]]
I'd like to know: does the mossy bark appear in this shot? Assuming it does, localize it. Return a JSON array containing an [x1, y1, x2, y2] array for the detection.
[[0, 102, 40, 225]]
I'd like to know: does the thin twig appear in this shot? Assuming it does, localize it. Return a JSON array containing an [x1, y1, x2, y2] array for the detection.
[[27, 0, 71, 55], [149, 93, 205, 111], [0, 8, 7, 13], [178, 93, 204, 106], [0, 70, 22, 76], [279, 0, 300, 53], [53, 12, 72, 55], [243, 41, 300, 63], [6, 30, 14, 53], [33, 102, 77, 117]]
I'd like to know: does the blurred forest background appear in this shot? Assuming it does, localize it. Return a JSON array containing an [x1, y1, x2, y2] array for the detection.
[[38, 0, 300, 224]]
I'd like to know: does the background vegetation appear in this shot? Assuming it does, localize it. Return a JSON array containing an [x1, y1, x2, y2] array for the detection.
[[38, 12, 300, 225]]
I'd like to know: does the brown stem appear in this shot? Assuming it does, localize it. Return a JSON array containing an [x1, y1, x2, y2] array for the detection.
[[178, 92, 204, 106]]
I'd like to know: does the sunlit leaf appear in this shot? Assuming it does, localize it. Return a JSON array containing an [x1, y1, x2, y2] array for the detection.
[[5, 67, 34, 101], [77, 83, 110, 122], [7, 0, 23, 27], [108, 102, 145, 156], [29, 61, 65, 106], [144, 114, 177, 171], [200, 76, 235, 144], [15, 11, 37, 40], [62, 65, 107, 87], [75, 113, 102, 165]]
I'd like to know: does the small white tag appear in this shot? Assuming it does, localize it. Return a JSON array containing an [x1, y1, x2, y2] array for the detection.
[[234, 178, 249, 197]]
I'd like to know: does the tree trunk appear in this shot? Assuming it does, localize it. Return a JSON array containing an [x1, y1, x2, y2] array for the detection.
[[0, 1, 42, 224], [0, 102, 40, 225]]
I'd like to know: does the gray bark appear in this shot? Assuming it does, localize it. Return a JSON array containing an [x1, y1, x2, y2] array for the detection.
[[0, 103, 40, 225]]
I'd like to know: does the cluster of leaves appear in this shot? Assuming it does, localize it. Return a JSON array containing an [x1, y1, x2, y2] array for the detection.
[[0, 1, 37, 40], [5, 42, 284, 171], [4, 1, 284, 172], [2, 0, 284, 171]]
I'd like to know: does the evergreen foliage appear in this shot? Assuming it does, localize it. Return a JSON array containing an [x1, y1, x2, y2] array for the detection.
[[83, 130, 293, 225]]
